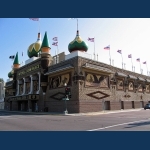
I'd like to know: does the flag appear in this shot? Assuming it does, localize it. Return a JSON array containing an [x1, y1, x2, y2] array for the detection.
[[88, 37, 94, 42], [52, 42, 58, 46], [117, 50, 122, 54], [9, 55, 15, 59], [143, 61, 146, 64], [29, 18, 39, 21], [52, 37, 58, 41], [128, 54, 132, 58], [104, 45, 110, 50], [136, 58, 140, 62]]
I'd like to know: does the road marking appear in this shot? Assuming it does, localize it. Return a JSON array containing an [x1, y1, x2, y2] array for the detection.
[[87, 119, 150, 131]]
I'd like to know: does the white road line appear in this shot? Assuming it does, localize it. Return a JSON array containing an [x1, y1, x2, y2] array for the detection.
[[87, 119, 150, 131]]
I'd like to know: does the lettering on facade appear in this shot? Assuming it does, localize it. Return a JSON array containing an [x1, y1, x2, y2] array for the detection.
[[10, 95, 39, 101], [18, 64, 40, 76]]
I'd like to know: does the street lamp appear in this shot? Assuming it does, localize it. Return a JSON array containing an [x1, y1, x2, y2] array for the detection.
[[63, 83, 68, 115]]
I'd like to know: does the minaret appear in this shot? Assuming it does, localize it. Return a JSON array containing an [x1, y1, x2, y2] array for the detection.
[[13, 52, 20, 70], [40, 32, 52, 95]]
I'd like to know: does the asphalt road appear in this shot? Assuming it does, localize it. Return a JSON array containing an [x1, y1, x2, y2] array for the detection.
[[0, 109, 150, 131]]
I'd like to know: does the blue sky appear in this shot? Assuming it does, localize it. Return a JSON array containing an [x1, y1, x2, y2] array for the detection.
[[1, 18, 150, 82]]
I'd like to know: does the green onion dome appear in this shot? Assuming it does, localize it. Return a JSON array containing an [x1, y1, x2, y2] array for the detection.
[[8, 70, 14, 78], [68, 30, 88, 53], [27, 33, 42, 58]]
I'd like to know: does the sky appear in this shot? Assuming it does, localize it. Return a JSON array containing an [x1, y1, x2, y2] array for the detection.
[[0, 18, 150, 82]]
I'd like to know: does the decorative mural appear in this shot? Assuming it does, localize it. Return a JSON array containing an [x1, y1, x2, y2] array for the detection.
[[138, 84, 143, 92], [85, 72, 109, 88], [117, 79, 124, 90], [128, 82, 134, 91], [49, 73, 71, 89], [146, 85, 150, 93]]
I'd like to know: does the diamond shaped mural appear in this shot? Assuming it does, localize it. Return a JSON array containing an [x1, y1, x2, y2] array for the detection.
[[50, 92, 66, 101], [86, 91, 110, 100]]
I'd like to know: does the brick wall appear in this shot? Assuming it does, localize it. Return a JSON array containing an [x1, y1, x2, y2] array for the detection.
[[110, 101, 121, 110]]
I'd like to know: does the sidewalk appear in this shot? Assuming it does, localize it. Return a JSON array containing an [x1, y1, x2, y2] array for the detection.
[[66, 108, 143, 116], [0, 108, 143, 116]]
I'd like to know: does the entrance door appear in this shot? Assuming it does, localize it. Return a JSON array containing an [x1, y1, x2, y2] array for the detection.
[[121, 101, 124, 109], [104, 101, 110, 110], [140, 101, 144, 108], [132, 101, 134, 108], [10, 101, 12, 111]]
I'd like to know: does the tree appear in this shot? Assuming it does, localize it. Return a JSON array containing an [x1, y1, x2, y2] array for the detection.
[[0, 78, 4, 82]]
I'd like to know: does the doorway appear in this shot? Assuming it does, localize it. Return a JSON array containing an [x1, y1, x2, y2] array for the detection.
[[132, 101, 134, 109], [140, 101, 144, 108], [121, 101, 124, 109], [104, 101, 110, 110]]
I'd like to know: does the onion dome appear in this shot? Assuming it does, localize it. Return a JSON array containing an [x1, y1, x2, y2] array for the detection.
[[8, 70, 14, 78], [27, 33, 42, 58], [68, 30, 88, 53]]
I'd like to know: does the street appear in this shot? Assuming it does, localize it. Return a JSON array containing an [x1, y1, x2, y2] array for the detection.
[[0, 109, 150, 131]]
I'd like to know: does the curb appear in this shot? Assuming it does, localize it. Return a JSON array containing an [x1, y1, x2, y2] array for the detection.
[[0, 108, 143, 116]]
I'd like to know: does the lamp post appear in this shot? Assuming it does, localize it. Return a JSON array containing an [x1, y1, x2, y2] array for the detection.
[[63, 83, 68, 115]]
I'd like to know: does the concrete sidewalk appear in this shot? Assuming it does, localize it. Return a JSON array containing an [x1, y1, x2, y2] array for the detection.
[[0, 108, 143, 116], [66, 108, 143, 116]]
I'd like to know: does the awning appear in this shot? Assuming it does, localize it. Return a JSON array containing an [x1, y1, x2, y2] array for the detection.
[[145, 79, 150, 82], [137, 77, 146, 81], [82, 63, 113, 74], [127, 75, 137, 80], [115, 72, 127, 77], [45, 64, 74, 75]]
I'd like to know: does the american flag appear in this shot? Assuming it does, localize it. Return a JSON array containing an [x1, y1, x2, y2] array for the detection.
[[136, 58, 140, 62], [52, 37, 58, 41], [88, 37, 94, 42], [117, 50, 122, 54], [29, 18, 39, 21], [128, 54, 132, 58], [143, 61, 146, 64], [52, 42, 58, 46], [104, 45, 110, 50]]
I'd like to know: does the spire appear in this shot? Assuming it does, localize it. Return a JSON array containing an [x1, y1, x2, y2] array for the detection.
[[77, 30, 79, 36], [13, 52, 19, 64], [13, 52, 20, 69], [37, 32, 41, 41], [41, 32, 50, 48], [41, 32, 51, 54]]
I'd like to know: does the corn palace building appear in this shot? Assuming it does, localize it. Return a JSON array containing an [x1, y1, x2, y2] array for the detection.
[[4, 30, 150, 113]]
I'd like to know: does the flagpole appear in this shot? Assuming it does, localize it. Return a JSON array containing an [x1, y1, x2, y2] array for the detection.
[[146, 62, 148, 76], [38, 18, 40, 33], [77, 18, 78, 30], [109, 47, 111, 65], [139, 61, 142, 74], [94, 37, 95, 60], [131, 56, 133, 71], [57, 44, 59, 63], [121, 53, 123, 69]]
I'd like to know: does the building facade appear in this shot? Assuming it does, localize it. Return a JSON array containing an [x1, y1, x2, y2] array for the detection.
[[0, 78, 5, 109], [4, 30, 150, 113]]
